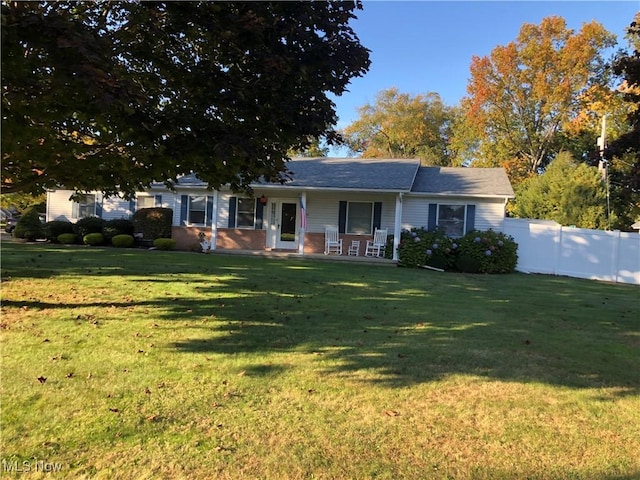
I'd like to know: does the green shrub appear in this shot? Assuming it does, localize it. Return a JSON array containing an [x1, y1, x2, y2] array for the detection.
[[111, 234, 135, 248], [458, 230, 518, 274], [395, 227, 518, 274], [132, 208, 173, 240], [74, 216, 106, 238], [455, 254, 481, 274], [44, 220, 74, 242], [153, 238, 176, 250], [13, 208, 44, 241], [57, 233, 77, 244], [102, 218, 134, 242], [83, 232, 105, 246]]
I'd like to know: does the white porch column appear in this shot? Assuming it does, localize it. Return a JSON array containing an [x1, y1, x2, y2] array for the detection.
[[393, 193, 403, 261], [210, 190, 218, 250], [298, 192, 307, 255]]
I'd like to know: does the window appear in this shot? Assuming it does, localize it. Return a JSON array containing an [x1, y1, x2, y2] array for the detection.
[[438, 204, 466, 237], [137, 196, 155, 210], [236, 198, 255, 228], [188, 195, 207, 224], [347, 202, 372, 234], [74, 194, 96, 219]]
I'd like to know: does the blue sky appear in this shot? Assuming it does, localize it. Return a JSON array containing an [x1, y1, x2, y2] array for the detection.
[[332, 0, 639, 135]]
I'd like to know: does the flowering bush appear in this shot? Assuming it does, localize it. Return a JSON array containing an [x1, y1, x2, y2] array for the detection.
[[395, 227, 459, 269], [456, 230, 518, 274], [395, 227, 518, 274]]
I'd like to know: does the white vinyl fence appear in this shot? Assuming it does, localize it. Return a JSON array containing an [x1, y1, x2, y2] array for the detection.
[[503, 218, 640, 285]]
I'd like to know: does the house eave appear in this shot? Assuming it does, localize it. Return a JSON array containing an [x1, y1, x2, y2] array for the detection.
[[409, 192, 515, 200]]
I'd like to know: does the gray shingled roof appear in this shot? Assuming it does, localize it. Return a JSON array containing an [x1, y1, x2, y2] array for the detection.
[[279, 157, 420, 191], [411, 167, 514, 198], [159, 160, 514, 198]]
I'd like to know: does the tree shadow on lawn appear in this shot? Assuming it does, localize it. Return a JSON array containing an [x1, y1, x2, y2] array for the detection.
[[3, 242, 638, 396], [165, 271, 639, 396]]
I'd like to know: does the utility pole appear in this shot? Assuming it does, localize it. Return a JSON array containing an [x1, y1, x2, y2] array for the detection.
[[597, 115, 610, 227]]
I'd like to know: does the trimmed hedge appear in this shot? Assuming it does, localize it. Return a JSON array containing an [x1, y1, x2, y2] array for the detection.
[[111, 234, 135, 248], [74, 216, 106, 238], [102, 219, 134, 242], [57, 233, 77, 244], [83, 232, 105, 246], [395, 227, 518, 274], [132, 208, 173, 240], [13, 208, 44, 241], [44, 220, 75, 243], [153, 238, 176, 250]]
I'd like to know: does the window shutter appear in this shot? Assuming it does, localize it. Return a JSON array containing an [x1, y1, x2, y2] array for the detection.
[[95, 196, 103, 218], [465, 205, 476, 234], [255, 198, 264, 230], [206, 196, 214, 226], [154, 195, 162, 207], [338, 201, 347, 234], [427, 204, 438, 231], [228, 197, 237, 228], [180, 195, 189, 225], [373, 202, 382, 230], [129, 199, 136, 217], [72, 201, 79, 219]]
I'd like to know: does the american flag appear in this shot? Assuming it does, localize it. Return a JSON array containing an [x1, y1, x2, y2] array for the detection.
[[300, 197, 307, 230]]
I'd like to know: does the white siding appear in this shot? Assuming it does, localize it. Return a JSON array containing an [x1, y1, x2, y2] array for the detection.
[[474, 201, 507, 231], [47, 189, 178, 223], [306, 192, 397, 234], [401, 195, 507, 232], [47, 190, 76, 222], [101, 196, 131, 221], [401, 197, 430, 230], [216, 193, 232, 228]]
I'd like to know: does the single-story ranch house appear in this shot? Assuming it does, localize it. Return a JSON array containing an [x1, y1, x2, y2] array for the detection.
[[46, 157, 515, 260]]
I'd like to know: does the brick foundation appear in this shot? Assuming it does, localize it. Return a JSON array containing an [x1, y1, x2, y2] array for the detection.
[[171, 227, 377, 256]]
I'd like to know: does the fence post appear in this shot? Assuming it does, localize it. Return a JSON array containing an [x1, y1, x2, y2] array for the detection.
[[613, 230, 621, 283], [553, 224, 562, 276]]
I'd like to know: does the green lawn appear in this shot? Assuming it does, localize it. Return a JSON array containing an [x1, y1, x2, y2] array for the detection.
[[1, 241, 639, 479]]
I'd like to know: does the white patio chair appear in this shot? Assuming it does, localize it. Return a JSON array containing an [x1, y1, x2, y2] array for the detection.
[[365, 228, 388, 257], [348, 240, 360, 256], [324, 226, 343, 255]]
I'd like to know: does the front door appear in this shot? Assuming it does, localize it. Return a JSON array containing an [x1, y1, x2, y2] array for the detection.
[[268, 200, 298, 249]]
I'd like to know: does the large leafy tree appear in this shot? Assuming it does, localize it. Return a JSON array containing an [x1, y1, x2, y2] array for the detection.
[[512, 152, 608, 229], [453, 16, 615, 183], [2, 1, 370, 196], [605, 14, 640, 228], [341, 87, 455, 166]]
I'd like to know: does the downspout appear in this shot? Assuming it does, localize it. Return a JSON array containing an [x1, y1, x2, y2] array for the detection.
[[393, 193, 403, 261]]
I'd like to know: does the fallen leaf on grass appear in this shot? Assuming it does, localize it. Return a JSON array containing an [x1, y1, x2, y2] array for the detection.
[[37, 376, 47, 384], [384, 410, 400, 417], [109, 408, 119, 413], [65, 372, 74, 378]]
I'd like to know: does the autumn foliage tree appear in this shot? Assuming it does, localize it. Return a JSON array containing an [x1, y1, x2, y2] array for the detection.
[[341, 87, 455, 166], [2, 2, 370, 197], [454, 16, 615, 183]]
